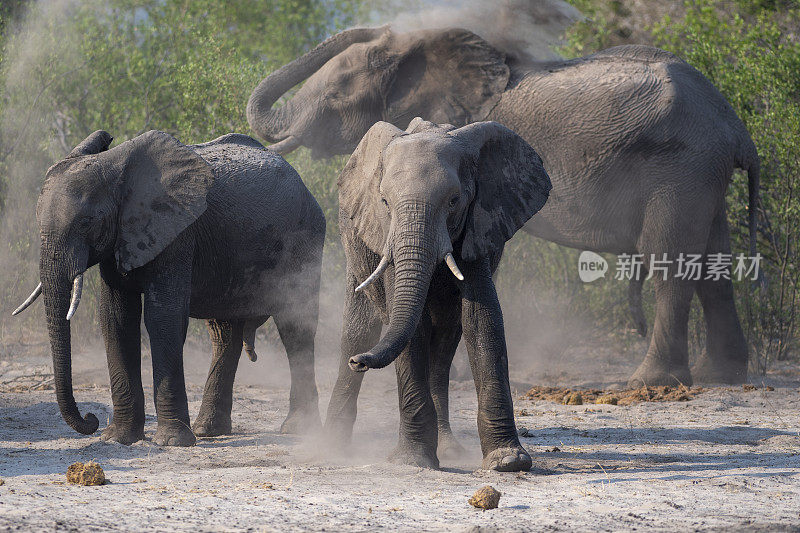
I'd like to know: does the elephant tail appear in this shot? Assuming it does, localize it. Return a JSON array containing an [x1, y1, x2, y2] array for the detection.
[[745, 158, 760, 260], [736, 134, 763, 285], [732, 128, 760, 258]]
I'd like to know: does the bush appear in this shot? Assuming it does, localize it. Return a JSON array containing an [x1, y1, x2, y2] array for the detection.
[[0, 0, 355, 342]]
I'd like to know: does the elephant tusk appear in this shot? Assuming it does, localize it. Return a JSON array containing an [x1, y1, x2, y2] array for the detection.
[[66, 274, 83, 321], [12, 282, 42, 316], [355, 255, 390, 293], [444, 253, 464, 281]]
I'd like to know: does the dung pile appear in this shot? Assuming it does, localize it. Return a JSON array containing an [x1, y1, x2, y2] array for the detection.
[[523, 385, 703, 406], [66, 462, 105, 486], [469, 486, 501, 510]]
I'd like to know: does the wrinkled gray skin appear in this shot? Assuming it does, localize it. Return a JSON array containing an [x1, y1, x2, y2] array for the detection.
[[16, 130, 324, 446], [247, 27, 759, 392], [330, 118, 551, 470]]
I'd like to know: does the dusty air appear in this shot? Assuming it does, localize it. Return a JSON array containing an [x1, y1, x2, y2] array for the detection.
[[0, 0, 798, 530]]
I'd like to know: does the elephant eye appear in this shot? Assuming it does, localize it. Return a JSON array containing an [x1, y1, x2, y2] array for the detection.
[[77, 215, 93, 231], [448, 196, 459, 208], [381, 197, 389, 210]]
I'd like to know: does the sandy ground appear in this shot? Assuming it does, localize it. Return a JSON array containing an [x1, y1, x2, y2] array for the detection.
[[1, 337, 800, 533]]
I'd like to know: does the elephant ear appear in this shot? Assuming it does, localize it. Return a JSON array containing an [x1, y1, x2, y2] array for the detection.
[[67, 130, 113, 158], [43, 130, 114, 180], [385, 28, 509, 128], [338, 121, 406, 254], [451, 122, 551, 262], [108, 130, 214, 272]]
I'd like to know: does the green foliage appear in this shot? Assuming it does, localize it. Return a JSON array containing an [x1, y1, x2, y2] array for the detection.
[[0, 0, 355, 338], [561, 0, 619, 56]]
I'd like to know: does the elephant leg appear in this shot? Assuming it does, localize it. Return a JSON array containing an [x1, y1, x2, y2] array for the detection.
[[693, 209, 748, 383], [628, 275, 696, 387], [98, 261, 145, 445], [461, 258, 531, 472], [391, 309, 439, 469], [324, 268, 382, 445], [274, 311, 321, 434], [429, 315, 465, 461], [628, 186, 715, 388], [193, 319, 245, 437], [143, 264, 195, 447]]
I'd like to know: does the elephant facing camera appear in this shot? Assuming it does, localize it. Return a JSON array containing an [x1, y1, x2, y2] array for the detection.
[[325, 118, 551, 471]]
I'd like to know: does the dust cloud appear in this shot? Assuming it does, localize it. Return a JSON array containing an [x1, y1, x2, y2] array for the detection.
[[361, 0, 582, 61], [0, 0, 631, 426], [0, 0, 87, 337]]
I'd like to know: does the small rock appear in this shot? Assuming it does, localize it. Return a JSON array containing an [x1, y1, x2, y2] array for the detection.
[[564, 392, 583, 405], [517, 426, 532, 437], [0, 479, 4, 486], [66, 462, 105, 486], [596, 395, 618, 405], [469, 485, 501, 510]]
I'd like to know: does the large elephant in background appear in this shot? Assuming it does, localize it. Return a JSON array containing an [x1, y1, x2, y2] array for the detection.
[[247, 26, 760, 387], [14, 130, 325, 445]]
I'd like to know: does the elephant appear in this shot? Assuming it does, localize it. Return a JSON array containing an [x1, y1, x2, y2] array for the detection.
[[326, 117, 552, 470], [246, 26, 760, 388], [13, 130, 325, 446]]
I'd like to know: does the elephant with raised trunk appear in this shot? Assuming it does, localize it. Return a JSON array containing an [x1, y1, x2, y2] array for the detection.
[[247, 26, 760, 388], [14, 130, 325, 445], [327, 118, 551, 470]]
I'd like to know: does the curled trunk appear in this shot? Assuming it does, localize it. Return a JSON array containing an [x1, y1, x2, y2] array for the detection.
[[349, 203, 438, 371], [246, 27, 384, 145], [41, 247, 98, 435]]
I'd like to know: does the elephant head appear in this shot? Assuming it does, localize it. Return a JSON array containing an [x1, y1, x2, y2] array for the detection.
[[247, 26, 509, 158], [340, 119, 551, 372], [13, 130, 213, 435]]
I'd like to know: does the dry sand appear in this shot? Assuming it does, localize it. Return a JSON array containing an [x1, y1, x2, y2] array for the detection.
[[1, 337, 799, 532]]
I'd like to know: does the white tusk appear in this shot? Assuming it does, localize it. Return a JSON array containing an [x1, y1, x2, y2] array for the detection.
[[65, 274, 83, 321], [12, 283, 42, 316], [355, 255, 390, 293], [444, 253, 464, 281]]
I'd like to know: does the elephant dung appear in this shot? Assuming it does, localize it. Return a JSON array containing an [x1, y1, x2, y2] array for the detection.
[[563, 392, 583, 405], [66, 462, 105, 486], [524, 385, 704, 406], [469, 486, 501, 510], [595, 395, 618, 405]]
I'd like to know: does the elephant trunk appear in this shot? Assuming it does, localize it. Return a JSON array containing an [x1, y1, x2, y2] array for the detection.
[[349, 202, 439, 372], [246, 27, 385, 148], [41, 243, 98, 435]]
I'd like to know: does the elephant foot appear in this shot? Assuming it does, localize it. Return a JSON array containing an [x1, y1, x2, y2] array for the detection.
[[323, 417, 356, 449], [388, 443, 439, 469], [192, 413, 232, 437], [692, 354, 747, 385], [280, 407, 322, 435], [437, 431, 467, 461], [100, 421, 145, 445], [153, 421, 196, 447], [481, 446, 532, 472], [628, 357, 693, 388]]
